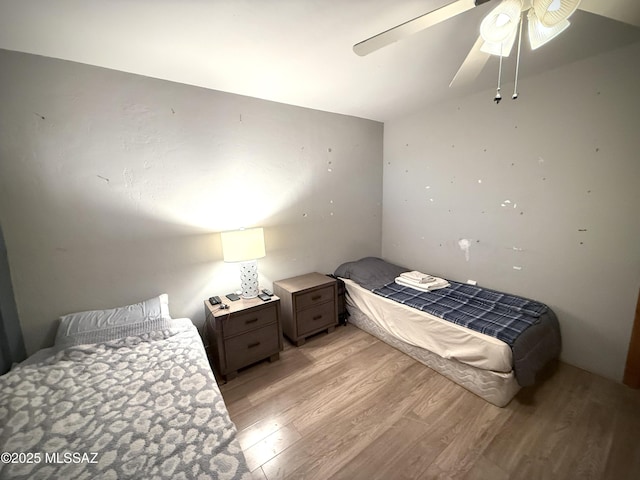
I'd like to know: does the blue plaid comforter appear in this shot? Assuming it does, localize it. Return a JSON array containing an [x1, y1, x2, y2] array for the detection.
[[372, 280, 548, 346]]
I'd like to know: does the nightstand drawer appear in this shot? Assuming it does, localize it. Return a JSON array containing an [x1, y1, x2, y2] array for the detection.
[[225, 324, 280, 371], [296, 285, 334, 311], [297, 301, 336, 336], [222, 304, 277, 338]]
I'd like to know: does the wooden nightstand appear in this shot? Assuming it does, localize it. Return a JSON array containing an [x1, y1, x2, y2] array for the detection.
[[273, 272, 338, 346], [204, 296, 282, 381]]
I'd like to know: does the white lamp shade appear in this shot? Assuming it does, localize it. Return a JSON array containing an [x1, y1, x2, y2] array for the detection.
[[528, 9, 570, 50], [480, 0, 523, 44], [480, 24, 519, 56], [532, 0, 581, 27], [220, 228, 266, 262]]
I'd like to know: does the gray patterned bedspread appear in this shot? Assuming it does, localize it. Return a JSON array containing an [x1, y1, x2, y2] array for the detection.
[[0, 319, 251, 480]]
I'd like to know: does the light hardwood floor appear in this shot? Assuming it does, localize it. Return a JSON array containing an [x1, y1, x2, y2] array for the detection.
[[219, 324, 640, 480]]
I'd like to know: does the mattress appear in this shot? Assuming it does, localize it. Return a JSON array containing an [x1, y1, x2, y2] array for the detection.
[[346, 295, 521, 407], [344, 278, 513, 373], [0, 318, 251, 480]]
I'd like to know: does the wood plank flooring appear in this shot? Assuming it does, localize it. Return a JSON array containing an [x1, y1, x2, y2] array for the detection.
[[219, 324, 640, 480]]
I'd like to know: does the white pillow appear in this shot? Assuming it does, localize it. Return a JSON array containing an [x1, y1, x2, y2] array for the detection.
[[55, 294, 171, 344]]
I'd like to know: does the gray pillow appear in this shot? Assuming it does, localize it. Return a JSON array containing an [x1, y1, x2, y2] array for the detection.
[[334, 257, 409, 290]]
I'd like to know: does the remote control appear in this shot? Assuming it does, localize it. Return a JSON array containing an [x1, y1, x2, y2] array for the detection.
[[209, 296, 221, 306], [262, 288, 273, 296]]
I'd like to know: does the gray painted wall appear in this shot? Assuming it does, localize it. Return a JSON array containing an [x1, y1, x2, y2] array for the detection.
[[2, 41, 638, 384], [383, 42, 640, 382], [0, 50, 383, 355]]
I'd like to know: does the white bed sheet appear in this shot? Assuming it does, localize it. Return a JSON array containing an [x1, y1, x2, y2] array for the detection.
[[343, 278, 513, 373]]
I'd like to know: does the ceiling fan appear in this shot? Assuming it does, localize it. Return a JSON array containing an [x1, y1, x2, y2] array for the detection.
[[354, 0, 640, 101]]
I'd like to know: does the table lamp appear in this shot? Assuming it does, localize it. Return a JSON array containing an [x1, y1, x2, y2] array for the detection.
[[220, 227, 266, 299]]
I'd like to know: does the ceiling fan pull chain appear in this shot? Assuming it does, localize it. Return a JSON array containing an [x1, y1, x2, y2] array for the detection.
[[513, 11, 524, 99], [494, 42, 503, 104]]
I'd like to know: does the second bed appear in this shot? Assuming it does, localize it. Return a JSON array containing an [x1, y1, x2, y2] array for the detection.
[[335, 257, 561, 407]]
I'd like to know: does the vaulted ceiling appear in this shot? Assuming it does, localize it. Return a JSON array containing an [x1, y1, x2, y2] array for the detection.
[[1, 0, 639, 121]]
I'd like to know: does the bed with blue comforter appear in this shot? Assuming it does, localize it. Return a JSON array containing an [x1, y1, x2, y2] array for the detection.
[[335, 257, 561, 405]]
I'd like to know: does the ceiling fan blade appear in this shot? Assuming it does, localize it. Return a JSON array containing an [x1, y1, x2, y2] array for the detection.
[[578, 0, 640, 27], [449, 36, 491, 88], [353, 0, 493, 56]]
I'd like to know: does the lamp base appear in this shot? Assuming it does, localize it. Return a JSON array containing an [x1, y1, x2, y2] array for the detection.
[[239, 259, 259, 299]]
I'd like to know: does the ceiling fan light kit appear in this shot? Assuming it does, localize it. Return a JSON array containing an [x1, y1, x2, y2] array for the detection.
[[480, 0, 522, 57], [354, 0, 636, 102], [479, 0, 581, 103], [479, 0, 580, 50]]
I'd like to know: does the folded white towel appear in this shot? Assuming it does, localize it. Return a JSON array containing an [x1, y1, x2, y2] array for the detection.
[[400, 271, 435, 284], [395, 276, 450, 292]]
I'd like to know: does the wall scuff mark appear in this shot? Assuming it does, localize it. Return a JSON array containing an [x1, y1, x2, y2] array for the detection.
[[458, 238, 472, 262]]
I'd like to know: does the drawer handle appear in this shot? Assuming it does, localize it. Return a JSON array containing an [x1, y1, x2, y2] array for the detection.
[[311, 295, 322, 301], [247, 341, 261, 349], [313, 315, 323, 321], [245, 318, 259, 324]]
